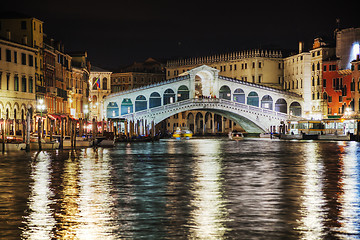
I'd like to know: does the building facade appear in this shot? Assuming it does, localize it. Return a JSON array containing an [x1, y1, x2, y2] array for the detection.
[[0, 13, 45, 100], [351, 55, 360, 114], [283, 44, 312, 117], [111, 72, 165, 93], [309, 38, 336, 119], [69, 52, 90, 120], [166, 50, 284, 89], [336, 27, 360, 70], [322, 60, 353, 116], [89, 66, 112, 121], [0, 38, 37, 135]]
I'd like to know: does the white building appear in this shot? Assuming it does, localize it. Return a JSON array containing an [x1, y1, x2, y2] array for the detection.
[[283, 43, 312, 118], [89, 66, 112, 121], [0, 38, 37, 135]]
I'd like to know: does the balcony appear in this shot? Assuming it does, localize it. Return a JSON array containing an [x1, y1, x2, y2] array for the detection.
[[36, 85, 46, 94]]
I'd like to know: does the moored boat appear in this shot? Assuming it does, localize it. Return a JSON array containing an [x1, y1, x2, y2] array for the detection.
[[172, 127, 193, 140], [0, 143, 26, 151], [96, 136, 115, 147], [30, 140, 60, 150], [229, 131, 244, 141]]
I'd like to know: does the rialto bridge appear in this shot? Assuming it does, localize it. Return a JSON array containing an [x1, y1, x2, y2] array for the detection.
[[104, 65, 303, 134]]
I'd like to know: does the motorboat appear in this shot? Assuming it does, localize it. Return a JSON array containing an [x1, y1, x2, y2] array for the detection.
[[172, 127, 193, 140], [0, 143, 26, 151], [229, 131, 244, 141], [172, 129, 182, 139], [0, 136, 27, 151], [62, 136, 94, 149], [30, 139, 60, 150], [279, 133, 303, 140], [318, 134, 350, 141], [181, 129, 193, 139]]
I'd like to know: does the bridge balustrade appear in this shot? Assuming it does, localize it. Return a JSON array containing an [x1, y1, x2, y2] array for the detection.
[[119, 98, 289, 120]]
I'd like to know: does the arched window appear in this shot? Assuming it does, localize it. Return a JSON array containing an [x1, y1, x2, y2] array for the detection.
[[261, 95, 273, 110], [219, 85, 231, 100], [103, 78, 107, 90], [177, 85, 189, 101], [135, 95, 147, 112], [275, 98, 287, 113], [121, 98, 133, 115], [247, 91, 259, 107], [233, 88, 245, 103], [150, 92, 161, 108], [163, 89, 175, 105]]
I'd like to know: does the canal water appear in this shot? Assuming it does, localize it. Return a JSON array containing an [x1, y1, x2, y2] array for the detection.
[[1, 138, 360, 239]]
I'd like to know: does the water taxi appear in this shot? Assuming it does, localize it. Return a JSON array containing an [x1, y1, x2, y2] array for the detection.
[[172, 128, 193, 139], [229, 131, 244, 141], [282, 118, 358, 140]]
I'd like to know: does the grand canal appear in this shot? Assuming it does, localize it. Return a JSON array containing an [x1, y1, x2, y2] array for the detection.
[[1, 138, 360, 239]]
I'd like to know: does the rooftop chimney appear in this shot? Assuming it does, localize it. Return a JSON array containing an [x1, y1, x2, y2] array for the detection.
[[299, 41, 303, 54]]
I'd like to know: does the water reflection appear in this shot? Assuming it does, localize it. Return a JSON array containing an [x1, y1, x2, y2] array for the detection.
[[54, 150, 80, 239], [22, 152, 55, 240], [335, 141, 360, 237], [2, 140, 360, 239], [297, 143, 326, 240], [189, 140, 228, 239], [76, 148, 116, 239]]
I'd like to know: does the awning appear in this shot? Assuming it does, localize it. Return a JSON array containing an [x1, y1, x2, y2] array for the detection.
[[48, 114, 62, 120], [69, 116, 79, 121]]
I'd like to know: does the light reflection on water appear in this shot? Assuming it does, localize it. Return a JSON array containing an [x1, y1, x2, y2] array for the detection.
[[188, 140, 227, 239], [1, 139, 360, 239], [22, 152, 55, 240]]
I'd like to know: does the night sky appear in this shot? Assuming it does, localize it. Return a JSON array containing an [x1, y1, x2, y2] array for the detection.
[[3, 1, 359, 70]]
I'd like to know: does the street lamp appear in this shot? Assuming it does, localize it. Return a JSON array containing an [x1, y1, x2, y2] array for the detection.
[[37, 99, 45, 116], [36, 99, 46, 150], [83, 104, 89, 137]]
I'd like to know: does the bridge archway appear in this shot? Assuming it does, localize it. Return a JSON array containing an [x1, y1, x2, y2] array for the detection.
[[204, 112, 213, 132], [219, 85, 231, 100], [150, 92, 161, 108], [135, 95, 147, 112], [194, 70, 215, 98], [275, 98, 287, 113], [290, 101, 302, 116], [121, 98, 133, 115], [145, 100, 279, 133], [187, 112, 195, 132], [195, 112, 204, 134], [177, 85, 190, 101], [107, 102, 119, 118], [233, 88, 245, 103], [261, 95, 273, 110], [247, 91, 259, 107], [164, 89, 175, 105]]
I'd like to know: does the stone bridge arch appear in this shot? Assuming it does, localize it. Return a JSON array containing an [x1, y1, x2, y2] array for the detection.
[[122, 99, 291, 133], [104, 65, 304, 133]]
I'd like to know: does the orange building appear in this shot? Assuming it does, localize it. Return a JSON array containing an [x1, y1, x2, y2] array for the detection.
[[322, 60, 353, 117]]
